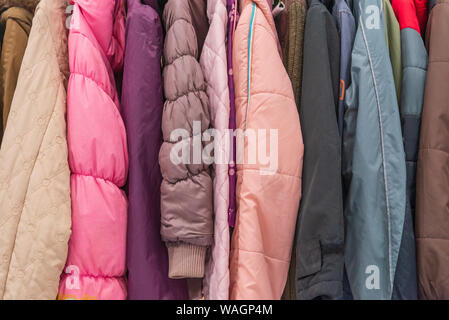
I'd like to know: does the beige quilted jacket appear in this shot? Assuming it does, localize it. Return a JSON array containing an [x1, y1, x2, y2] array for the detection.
[[0, 0, 71, 299]]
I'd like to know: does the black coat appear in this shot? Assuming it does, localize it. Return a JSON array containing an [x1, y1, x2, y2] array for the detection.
[[295, 0, 343, 300]]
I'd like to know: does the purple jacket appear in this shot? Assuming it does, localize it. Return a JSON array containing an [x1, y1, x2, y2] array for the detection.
[[121, 0, 188, 299]]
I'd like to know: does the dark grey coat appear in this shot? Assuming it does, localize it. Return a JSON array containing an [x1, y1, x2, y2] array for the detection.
[[295, 0, 343, 300]]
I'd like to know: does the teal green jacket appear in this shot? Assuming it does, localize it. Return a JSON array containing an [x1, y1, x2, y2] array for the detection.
[[343, 0, 406, 300]]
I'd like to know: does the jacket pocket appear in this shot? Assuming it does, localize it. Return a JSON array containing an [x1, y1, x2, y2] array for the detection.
[[297, 239, 322, 279]]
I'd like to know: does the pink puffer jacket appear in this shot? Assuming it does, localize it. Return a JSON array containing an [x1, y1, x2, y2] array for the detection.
[[58, 0, 128, 300], [200, 0, 230, 300], [229, 0, 303, 299]]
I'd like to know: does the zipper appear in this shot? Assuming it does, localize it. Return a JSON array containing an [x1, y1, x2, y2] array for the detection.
[[245, 2, 256, 130]]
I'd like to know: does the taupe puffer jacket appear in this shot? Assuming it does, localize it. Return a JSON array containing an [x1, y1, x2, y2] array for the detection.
[[159, 0, 213, 280]]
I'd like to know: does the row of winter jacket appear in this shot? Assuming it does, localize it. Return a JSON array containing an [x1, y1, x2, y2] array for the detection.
[[0, 0, 447, 300]]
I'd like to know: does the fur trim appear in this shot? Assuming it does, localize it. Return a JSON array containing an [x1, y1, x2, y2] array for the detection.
[[0, 0, 40, 13]]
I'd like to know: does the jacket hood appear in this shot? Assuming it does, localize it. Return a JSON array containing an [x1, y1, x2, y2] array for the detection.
[[0, 0, 40, 13], [0, 6, 33, 31]]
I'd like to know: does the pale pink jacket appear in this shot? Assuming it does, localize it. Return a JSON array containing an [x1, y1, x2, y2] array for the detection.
[[200, 0, 230, 300], [229, 0, 303, 299], [58, 0, 128, 300]]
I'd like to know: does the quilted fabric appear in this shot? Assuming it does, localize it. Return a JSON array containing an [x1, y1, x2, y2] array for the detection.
[[159, 0, 213, 279], [200, 0, 230, 300], [391, 0, 427, 300], [0, 0, 71, 300], [230, 0, 304, 299], [58, 0, 128, 300], [416, 0, 449, 300]]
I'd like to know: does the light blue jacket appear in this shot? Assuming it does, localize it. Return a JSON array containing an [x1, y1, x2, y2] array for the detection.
[[343, 0, 406, 300]]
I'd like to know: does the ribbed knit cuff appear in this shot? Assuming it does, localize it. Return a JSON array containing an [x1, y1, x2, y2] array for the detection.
[[167, 243, 207, 279]]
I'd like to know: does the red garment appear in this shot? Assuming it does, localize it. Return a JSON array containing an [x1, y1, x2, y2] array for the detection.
[[391, 0, 426, 34], [415, 0, 428, 34]]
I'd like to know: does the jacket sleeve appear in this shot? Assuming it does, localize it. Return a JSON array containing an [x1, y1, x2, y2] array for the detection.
[[295, 6, 344, 300], [159, 0, 213, 279]]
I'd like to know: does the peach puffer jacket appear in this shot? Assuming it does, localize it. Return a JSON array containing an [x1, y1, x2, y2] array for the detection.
[[229, 0, 304, 300]]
